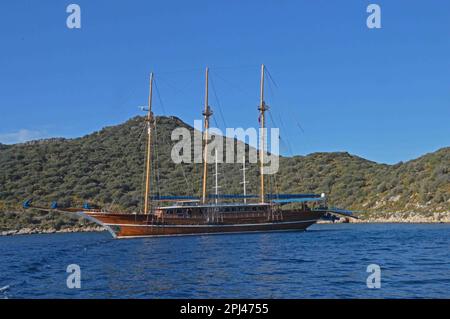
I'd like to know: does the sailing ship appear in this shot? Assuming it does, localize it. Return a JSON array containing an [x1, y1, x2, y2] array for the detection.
[[24, 65, 354, 238]]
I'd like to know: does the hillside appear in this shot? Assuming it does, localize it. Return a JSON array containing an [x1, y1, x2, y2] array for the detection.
[[0, 116, 449, 232]]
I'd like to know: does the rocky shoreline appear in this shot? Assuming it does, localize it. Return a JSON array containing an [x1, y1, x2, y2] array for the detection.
[[0, 226, 105, 237], [317, 211, 450, 224], [350, 211, 450, 223]]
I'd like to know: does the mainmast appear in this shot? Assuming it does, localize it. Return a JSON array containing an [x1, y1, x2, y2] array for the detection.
[[258, 64, 268, 203], [202, 67, 213, 204], [144, 73, 154, 214]]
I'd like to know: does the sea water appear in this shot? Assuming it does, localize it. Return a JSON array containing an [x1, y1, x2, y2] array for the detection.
[[0, 223, 449, 298]]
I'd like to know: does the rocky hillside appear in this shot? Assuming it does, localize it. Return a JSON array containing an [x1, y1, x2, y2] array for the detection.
[[0, 116, 449, 231]]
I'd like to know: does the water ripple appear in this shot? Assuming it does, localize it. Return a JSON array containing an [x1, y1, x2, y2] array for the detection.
[[1, 224, 450, 298]]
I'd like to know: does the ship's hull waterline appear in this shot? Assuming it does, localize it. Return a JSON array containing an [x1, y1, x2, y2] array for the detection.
[[78, 210, 325, 239]]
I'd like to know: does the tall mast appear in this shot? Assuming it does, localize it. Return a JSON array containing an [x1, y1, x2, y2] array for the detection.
[[202, 67, 213, 204], [258, 64, 268, 203], [144, 72, 154, 214]]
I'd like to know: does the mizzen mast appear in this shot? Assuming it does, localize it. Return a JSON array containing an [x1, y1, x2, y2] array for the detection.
[[202, 67, 213, 204], [258, 64, 268, 203], [144, 72, 154, 214]]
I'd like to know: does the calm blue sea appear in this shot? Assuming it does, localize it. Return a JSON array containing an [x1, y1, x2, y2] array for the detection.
[[0, 223, 449, 299]]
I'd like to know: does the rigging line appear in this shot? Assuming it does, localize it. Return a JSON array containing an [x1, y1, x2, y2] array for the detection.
[[153, 118, 161, 197], [193, 160, 199, 198], [201, 132, 230, 200], [153, 79, 167, 115], [156, 74, 194, 99], [264, 66, 279, 89], [209, 64, 259, 71], [211, 70, 255, 99], [287, 108, 306, 134], [210, 116, 231, 193], [156, 66, 207, 75], [179, 161, 193, 195], [153, 113, 192, 195], [156, 116, 192, 196], [278, 135, 291, 157], [151, 120, 158, 197], [266, 67, 307, 138], [174, 135, 193, 195], [212, 116, 219, 130], [137, 121, 147, 139], [93, 122, 148, 210], [267, 109, 293, 167], [139, 122, 148, 213], [180, 157, 193, 195], [264, 67, 278, 105], [169, 120, 192, 195], [210, 108, 232, 197], [108, 77, 142, 114], [265, 71, 276, 100], [273, 109, 306, 194], [269, 110, 303, 195], [264, 68, 299, 157], [296, 120, 305, 134], [267, 109, 278, 131], [209, 71, 228, 129], [156, 64, 258, 75], [276, 112, 294, 156], [267, 109, 288, 156], [71, 121, 147, 212]]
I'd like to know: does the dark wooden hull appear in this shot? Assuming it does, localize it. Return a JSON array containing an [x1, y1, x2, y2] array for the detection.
[[77, 210, 324, 239]]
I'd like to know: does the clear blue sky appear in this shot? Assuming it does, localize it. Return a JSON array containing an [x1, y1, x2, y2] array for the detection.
[[0, 0, 448, 164]]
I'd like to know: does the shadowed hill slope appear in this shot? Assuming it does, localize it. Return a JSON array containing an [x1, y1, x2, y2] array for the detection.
[[0, 116, 449, 231]]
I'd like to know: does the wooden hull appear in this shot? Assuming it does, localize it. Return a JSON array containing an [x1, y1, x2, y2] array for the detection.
[[77, 210, 324, 239]]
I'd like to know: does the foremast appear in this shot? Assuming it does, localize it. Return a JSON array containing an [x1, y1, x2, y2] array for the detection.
[[258, 64, 268, 204], [144, 73, 154, 214], [202, 67, 213, 204]]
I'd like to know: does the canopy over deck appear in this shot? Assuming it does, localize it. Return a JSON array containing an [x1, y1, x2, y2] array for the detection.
[[272, 197, 325, 204], [150, 193, 324, 201]]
